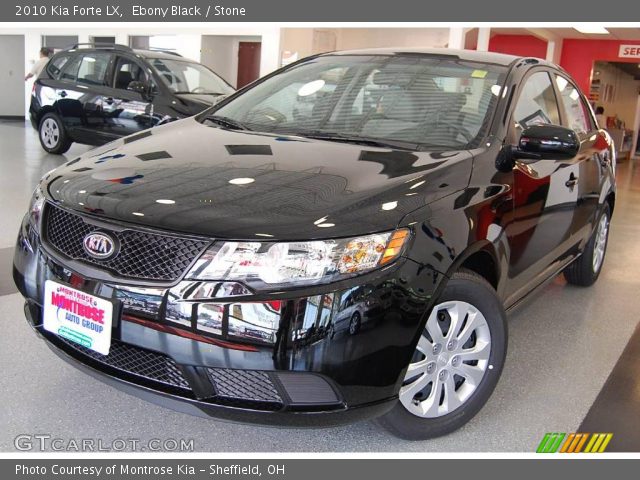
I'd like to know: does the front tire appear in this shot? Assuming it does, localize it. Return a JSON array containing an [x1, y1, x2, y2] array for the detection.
[[564, 205, 610, 287], [377, 270, 507, 440], [39, 113, 72, 154]]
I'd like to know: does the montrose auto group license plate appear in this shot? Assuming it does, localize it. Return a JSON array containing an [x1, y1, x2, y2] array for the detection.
[[43, 280, 113, 355]]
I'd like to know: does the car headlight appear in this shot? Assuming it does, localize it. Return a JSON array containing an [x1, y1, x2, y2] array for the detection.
[[186, 229, 410, 288], [28, 185, 45, 231]]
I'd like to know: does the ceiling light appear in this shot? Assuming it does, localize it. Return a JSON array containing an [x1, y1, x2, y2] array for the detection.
[[574, 26, 609, 34], [410, 180, 426, 189], [255, 233, 274, 237], [382, 201, 398, 211], [156, 199, 175, 205], [79, 190, 86, 193], [405, 193, 418, 196], [132, 212, 144, 217], [317, 223, 335, 228], [229, 177, 255, 185], [314, 216, 328, 225]]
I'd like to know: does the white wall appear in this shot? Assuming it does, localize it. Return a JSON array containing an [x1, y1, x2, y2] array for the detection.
[[201, 35, 262, 88], [335, 28, 449, 51], [0, 35, 25, 116]]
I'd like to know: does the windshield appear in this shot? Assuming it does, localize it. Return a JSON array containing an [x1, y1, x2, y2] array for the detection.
[[150, 58, 234, 95], [204, 54, 506, 149]]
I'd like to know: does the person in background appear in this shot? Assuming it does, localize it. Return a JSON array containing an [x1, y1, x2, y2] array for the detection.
[[24, 47, 52, 81], [595, 106, 606, 128]]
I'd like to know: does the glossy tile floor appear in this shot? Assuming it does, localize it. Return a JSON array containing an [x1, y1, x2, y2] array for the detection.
[[1, 120, 639, 452]]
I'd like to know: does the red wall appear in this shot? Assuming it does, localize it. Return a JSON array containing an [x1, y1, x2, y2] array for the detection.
[[488, 35, 548, 60], [560, 39, 640, 94]]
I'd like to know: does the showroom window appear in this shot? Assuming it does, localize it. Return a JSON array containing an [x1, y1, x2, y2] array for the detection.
[[513, 71, 560, 128], [555, 75, 593, 136]]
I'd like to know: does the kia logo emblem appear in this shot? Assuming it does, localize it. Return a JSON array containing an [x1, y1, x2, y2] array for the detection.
[[83, 232, 117, 260]]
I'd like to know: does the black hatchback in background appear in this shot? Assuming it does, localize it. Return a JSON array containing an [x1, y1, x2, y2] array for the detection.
[[30, 43, 235, 154], [15, 48, 616, 440]]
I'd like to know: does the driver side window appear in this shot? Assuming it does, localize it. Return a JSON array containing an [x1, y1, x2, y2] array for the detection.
[[513, 71, 561, 129], [112, 57, 147, 91]]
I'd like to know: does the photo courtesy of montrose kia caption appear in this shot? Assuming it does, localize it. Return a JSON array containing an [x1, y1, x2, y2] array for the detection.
[[13, 48, 616, 440]]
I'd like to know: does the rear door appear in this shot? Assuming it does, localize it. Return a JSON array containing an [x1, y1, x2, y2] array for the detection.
[[101, 54, 155, 137], [55, 51, 114, 144], [553, 73, 602, 243], [504, 69, 580, 302]]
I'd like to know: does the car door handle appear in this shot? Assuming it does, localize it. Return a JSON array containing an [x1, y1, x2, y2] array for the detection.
[[59, 90, 67, 98], [565, 173, 578, 188]]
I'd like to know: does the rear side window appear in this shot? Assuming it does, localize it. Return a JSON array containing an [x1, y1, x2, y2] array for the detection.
[[513, 71, 560, 128], [76, 53, 112, 86], [46, 55, 71, 79], [555, 75, 593, 136], [112, 56, 148, 89]]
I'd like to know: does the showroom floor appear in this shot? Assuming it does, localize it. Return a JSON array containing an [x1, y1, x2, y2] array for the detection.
[[1, 119, 639, 452]]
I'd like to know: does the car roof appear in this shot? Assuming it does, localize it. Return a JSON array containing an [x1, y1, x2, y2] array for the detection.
[[318, 47, 537, 67], [132, 49, 189, 61]]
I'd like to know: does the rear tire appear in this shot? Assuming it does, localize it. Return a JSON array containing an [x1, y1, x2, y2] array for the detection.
[[39, 113, 72, 154], [377, 269, 507, 440], [564, 205, 610, 287]]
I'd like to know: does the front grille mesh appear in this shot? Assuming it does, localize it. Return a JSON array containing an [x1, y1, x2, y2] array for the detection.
[[43, 204, 209, 281], [207, 368, 283, 406], [59, 336, 190, 389]]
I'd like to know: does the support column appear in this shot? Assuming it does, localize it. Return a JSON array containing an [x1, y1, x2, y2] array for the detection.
[[448, 28, 466, 50], [546, 39, 563, 63], [477, 28, 491, 51]]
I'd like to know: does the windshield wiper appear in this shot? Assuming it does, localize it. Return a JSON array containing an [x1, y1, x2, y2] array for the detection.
[[205, 115, 251, 131], [297, 131, 417, 150]]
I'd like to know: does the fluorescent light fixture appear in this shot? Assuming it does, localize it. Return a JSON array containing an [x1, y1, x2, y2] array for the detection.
[[316, 223, 335, 228], [132, 212, 145, 217], [574, 26, 609, 34], [156, 199, 175, 205], [382, 201, 398, 211], [255, 233, 274, 238], [228, 177, 255, 185]]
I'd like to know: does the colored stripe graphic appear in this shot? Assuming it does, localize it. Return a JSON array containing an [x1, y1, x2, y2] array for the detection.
[[537, 433, 613, 453]]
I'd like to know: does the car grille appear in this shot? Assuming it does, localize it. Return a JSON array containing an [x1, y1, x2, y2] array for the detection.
[[206, 368, 283, 407], [43, 204, 209, 281], [59, 336, 190, 389]]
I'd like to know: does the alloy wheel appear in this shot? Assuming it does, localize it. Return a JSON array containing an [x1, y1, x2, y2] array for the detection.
[[399, 300, 492, 418], [41, 118, 60, 149], [592, 213, 609, 274]]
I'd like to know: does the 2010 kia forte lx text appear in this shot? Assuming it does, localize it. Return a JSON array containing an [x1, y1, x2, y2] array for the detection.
[[14, 48, 615, 439]]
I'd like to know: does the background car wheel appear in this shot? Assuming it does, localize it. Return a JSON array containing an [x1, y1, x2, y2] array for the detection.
[[564, 205, 611, 287], [39, 113, 72, 154], [377, 269, 507, 440], [349, 312, 362, 335]]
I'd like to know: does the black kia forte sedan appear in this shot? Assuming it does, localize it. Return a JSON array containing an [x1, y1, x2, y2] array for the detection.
[[30, 43, 234, 154], [14, 48, 616, 439]]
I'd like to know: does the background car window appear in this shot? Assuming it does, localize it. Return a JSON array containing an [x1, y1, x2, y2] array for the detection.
[[212, 55, 506, 149], [46, 55, 70, 80], [113, 57, 147, 90], [151, 58, 233, 95], [555, 75, 592, 136], [59, 55, 82, 82], [513, 71, 560, 128], [75, 53, 111, 86]]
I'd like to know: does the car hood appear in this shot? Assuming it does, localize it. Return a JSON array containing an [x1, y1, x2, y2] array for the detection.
[[44, 118, 473, 240]]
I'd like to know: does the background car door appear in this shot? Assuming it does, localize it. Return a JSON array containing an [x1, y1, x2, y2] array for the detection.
[[553, 74, 602, 243], [504, 70, 581, 301], [102, 55, 154, 137], [55, 52, 114, 144]]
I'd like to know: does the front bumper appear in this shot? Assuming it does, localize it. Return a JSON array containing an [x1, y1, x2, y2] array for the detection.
[[13, 213, 441, 426]]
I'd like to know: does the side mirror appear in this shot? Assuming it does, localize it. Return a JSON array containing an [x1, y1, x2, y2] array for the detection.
[[127, 80, 151, 98], [516, 125, 580, 160]]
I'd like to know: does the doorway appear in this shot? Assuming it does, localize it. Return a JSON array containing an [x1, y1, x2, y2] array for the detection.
[[0, 35, 26, 117], [237, 42, 262, 88]]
